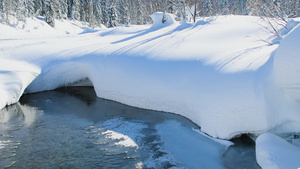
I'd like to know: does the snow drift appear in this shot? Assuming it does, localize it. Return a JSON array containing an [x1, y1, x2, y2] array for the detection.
[[150, 12, 177, 29], [256, 133, 300, 169], [0, 15, 300, 140]]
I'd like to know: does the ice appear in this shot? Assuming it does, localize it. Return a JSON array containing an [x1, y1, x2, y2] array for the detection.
[[192, 128, 234, 149], [155, 120, 226, 169]]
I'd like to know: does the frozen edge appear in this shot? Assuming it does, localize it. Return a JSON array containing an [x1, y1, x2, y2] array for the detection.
[[192, 128, 234, 149]]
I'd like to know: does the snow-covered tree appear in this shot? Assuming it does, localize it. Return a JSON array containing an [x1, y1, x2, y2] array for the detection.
[[168, 0, 187, 22], [0, 0, 8, 24], [52, 0, 62, 19], [222, 0, 229, 15], [101, 0, 108, 25], [71, 0, 80, 20], [45, 0, 55, 27], [117, 0, 130, 25], [93, 0, 102, 26], [59, 0, 68, 19], [27, 0, 35, 17], [85, 0, 95, 26], [34, 0, 44, 16], [106, 0, 117, 27], [135, 0, 144, 24], [247, 0, 263, 15], [16, 0, 27, 22]]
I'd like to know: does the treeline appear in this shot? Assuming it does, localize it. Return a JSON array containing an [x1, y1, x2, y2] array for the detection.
[[0, 0, 299, 27]]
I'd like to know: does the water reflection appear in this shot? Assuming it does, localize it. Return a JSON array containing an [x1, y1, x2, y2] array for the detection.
[[0, 87, 258, 168]]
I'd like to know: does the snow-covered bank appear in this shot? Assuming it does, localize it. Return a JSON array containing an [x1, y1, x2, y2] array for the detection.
[[0, 59, 40, 109], [0, 14, 300, 140]]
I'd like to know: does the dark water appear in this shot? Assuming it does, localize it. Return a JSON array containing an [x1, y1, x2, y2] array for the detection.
[[0, 87, 259, 169]]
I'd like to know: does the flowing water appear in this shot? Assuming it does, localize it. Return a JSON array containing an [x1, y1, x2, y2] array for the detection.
[[0, 87, 260, 169]]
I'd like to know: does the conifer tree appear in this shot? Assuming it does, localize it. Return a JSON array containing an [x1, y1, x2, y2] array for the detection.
[[106, 0, 117, 27], [101, 0, 108, 25], [45, 0, 55, 27], [0, 0, 8, 24], [16, 0, 27, 22], [93, 0, 102, 26], [34, 0, 44, 16], [71, 0, 80, 20], [27, 0, 35, 17]]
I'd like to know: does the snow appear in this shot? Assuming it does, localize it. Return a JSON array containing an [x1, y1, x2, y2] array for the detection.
[[100, 117, 147, 148], [256, 133, 300, 169], [150, 12, 177, 29], [0, 59, 40, 109], [102, 130, 139, 148], [0, 17, 100, 38], [0, 15, 299, 141], [273, 24, 300, 101]]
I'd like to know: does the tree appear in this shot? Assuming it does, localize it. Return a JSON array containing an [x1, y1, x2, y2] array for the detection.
[[45, 0, 55, 27], [168, 0, 187, 22], [59, 0, 68, 19], [117, 0, 130, 25], [106, 0, 117, 27], [16, 0, 27, 22], [52, 0, 62, 19], [85, 0, 95, 26], [27, 0, 35, 17], [222, 0, 229, 15], [135, 0, 144, 24], [34, 0, 44, 16], [0, 0, 9, 24], [101, 0, 108, 25], [93, 0, 102, 26], [71, 0, 80, 20]]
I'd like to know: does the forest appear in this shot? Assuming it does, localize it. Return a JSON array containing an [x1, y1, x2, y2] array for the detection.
[[0, 0, 299, 28]]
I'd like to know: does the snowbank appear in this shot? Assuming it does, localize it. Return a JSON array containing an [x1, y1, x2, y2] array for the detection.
[[269, 23, 300, 134], [256, 133, 300, 169], [0, 15, 299, 140], [274, 24, 300, 100], [0, 17, 101, 39], [150, 12, 177, 29], [0, 59, 40, 109]]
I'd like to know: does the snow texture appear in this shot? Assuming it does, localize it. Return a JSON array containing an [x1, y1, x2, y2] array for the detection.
[[0, 15, 299, 141], [256, 133, 300, 169], [150, 12, 177, 29], [0, 59, 40, 109], [274, 24, 300, 101]]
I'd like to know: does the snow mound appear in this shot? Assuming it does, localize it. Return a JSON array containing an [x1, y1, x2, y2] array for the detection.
[[268, 24, 300, 135], [256, 133, 300, 169], [150, 12, 177, 29], [274, 24, 300, 100], [0, 59, 40, 109]]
